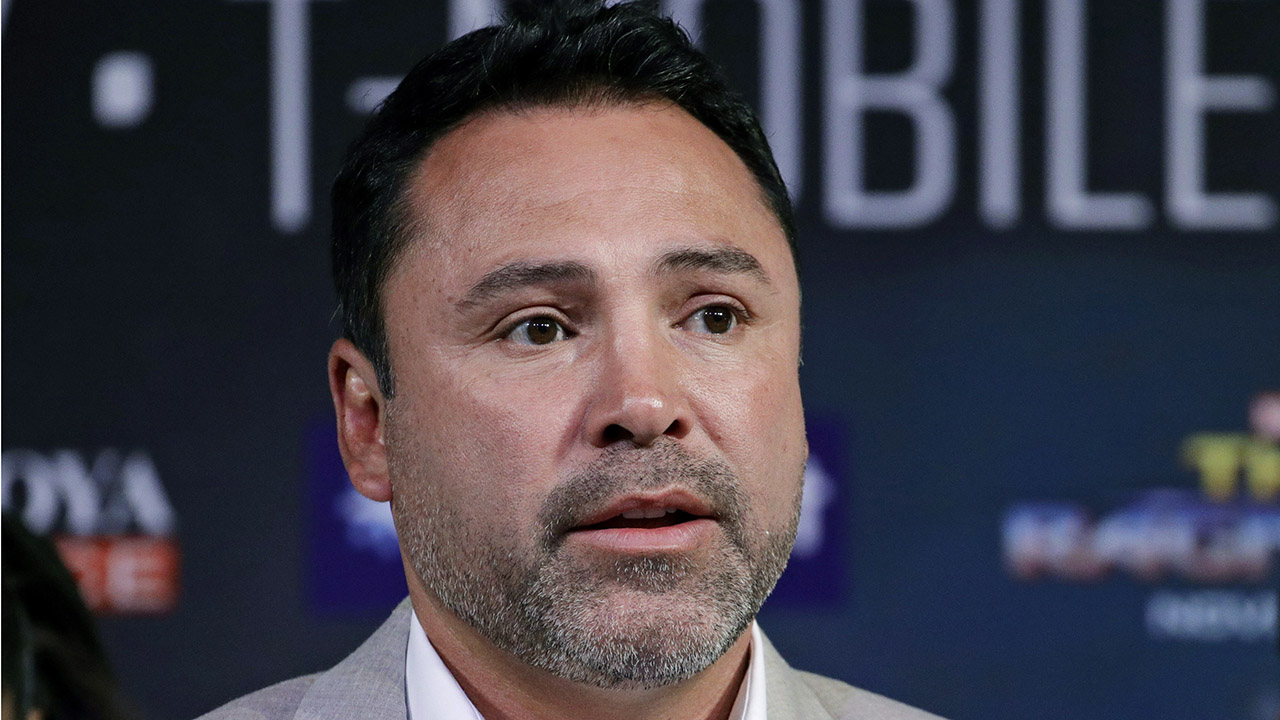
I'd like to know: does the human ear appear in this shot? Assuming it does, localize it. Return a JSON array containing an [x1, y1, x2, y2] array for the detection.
[[328, 338, 392, 503]]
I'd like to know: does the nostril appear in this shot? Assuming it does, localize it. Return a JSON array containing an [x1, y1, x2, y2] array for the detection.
[[602, 424, 634, 444]]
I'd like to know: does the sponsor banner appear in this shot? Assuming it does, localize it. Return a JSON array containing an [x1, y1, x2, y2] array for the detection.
[[1145, 589, 1277, 643], [53, 535, 181, 614], [305, 414, 848, 612], [1, 448, 181, 615], [1002, 393, 1280, 643]]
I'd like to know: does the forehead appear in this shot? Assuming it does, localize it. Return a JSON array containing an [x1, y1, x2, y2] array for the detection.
[[393, 102, 789, 283]]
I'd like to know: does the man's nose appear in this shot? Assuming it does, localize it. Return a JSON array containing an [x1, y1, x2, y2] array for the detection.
[[584, 328, 692, 448]]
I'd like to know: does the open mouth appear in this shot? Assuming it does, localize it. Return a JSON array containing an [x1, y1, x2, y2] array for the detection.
[[560, 491, 719, 551], [574, 507, 703, 532]]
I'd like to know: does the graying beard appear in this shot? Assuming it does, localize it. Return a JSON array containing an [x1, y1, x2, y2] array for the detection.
[[391, 446, 801, 689]]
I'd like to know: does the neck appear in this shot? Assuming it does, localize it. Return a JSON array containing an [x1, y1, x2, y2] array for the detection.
[[406, 586, 752, 720]]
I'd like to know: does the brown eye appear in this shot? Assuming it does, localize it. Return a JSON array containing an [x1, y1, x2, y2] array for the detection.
[[509, 316, 567, 345], [691, 306, 737, 334]]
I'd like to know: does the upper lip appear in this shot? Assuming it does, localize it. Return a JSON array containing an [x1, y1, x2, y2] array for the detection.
[[571, 489, 716, 529]]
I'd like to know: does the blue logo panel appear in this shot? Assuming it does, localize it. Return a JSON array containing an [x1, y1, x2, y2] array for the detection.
[[768, 415, 849, 607], [306, 420, 406, 615]]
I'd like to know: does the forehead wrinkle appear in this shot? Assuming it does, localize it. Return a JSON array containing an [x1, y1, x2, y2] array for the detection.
[[395, 104, 793, 317]]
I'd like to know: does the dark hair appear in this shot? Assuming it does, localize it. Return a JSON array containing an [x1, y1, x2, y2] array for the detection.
[[331, 0, 795, 396], [2, 514, 134, 720]]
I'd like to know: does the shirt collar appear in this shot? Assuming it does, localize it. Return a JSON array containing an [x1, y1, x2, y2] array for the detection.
[[405, 613, 768, 720], [729, 620, 769, 720], [405, 612, 485, 720]]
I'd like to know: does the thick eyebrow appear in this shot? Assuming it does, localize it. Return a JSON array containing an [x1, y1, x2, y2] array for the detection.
[[455, 261, 596, 310], [653, 246, 771, 285]]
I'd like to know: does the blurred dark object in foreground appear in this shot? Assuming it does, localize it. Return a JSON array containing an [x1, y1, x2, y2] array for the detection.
[[2, 513, 134, 720]]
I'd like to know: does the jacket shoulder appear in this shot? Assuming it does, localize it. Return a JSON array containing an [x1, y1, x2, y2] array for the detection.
[[191, 599, 413, 720], [794, 670, 947, 720], [194, 675, 317, 720]]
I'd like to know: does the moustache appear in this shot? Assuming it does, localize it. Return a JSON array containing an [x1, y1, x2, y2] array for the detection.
[[537, 442, 749, 552]]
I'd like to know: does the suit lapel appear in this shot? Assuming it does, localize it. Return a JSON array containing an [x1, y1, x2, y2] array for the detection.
[[293, 599, 413, 720], [759, 628, 835, 720]]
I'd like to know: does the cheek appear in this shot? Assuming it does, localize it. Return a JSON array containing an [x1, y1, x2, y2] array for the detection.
[[395, 361, 583, 513], [386, 400, 542, 556], [687, 349, 806, 509]]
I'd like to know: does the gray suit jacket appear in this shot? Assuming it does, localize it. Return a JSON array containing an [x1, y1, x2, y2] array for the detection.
[[197, 600, 944, 719]]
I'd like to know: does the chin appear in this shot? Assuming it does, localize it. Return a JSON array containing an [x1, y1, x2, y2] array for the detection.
[[511, 562, 760, 689], [534, 606, 749, 689]]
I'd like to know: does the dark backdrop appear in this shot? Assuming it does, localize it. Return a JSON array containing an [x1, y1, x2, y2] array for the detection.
[[3, 1, 1278, 718]]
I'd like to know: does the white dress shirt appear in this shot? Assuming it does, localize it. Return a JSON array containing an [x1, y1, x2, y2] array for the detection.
[[406, 613, 768, 720]]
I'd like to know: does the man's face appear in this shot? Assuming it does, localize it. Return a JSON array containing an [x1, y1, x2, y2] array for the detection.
[[379, 102, 806, 688]]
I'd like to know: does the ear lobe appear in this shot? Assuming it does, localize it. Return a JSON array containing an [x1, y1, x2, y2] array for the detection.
[[328, 338, 392, 503]]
